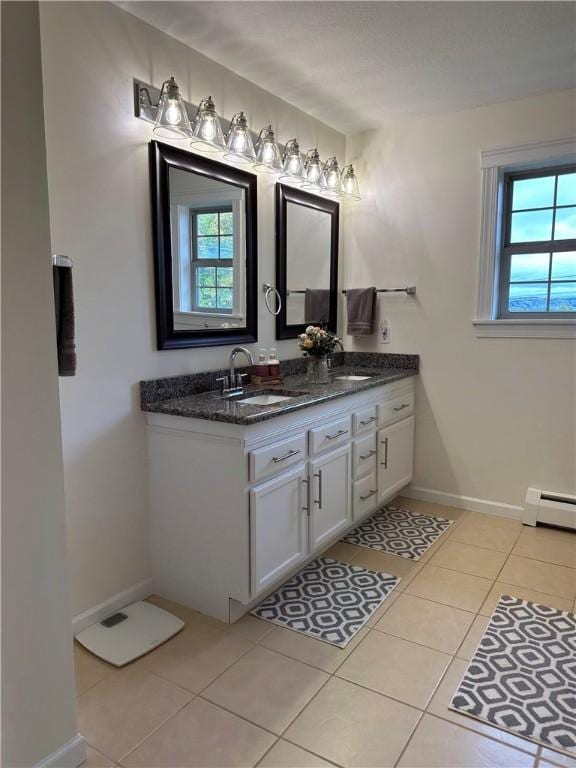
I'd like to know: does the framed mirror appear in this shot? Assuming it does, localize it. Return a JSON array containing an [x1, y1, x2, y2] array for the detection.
[[275, 184, 339, 340], [149, 141, 257, 349]]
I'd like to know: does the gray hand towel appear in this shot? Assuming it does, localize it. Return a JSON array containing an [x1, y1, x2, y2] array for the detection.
[[305, 288, 331, 324], [53, 265, 76, 376], [346, 287, 376, 336]]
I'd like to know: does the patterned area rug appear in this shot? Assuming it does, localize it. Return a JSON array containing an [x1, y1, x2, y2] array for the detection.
[[450, 595, 576, 756], [340, 504, 454, 561], [251, 557, 399, 648]]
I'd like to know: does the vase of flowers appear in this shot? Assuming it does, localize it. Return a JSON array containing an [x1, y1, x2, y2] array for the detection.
[[298, 326, 341, 385]]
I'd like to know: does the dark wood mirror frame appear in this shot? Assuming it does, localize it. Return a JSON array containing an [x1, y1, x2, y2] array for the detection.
[[149, 140, 258, 349], [275, 183, 339, 340]]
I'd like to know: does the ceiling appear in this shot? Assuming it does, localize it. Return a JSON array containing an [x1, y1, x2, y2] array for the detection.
[[118, 1, 576, 134]]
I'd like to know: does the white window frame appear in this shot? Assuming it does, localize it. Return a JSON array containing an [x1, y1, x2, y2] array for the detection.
[[473, 137, 576, 338]]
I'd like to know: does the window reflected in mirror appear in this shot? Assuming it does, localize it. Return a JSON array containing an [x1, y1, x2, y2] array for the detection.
[[169, 168, 246, 330], [150, 142, 257, 349]]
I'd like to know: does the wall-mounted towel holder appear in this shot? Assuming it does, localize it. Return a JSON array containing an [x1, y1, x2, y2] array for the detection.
[[287, 286, 416, 296], [342, 286, 416, 295]]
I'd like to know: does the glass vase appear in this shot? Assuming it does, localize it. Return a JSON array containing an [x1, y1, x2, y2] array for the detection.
[[307, 355, 330, 385]]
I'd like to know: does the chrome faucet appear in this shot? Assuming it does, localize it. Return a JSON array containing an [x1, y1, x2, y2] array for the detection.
[[216, 347, 254, 396], [328, 338, 344, 369]]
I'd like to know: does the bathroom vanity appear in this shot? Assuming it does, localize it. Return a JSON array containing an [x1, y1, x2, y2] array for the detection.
[[141, 355, 417, 622]]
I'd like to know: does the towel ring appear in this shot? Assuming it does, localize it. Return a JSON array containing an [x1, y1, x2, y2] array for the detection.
[[263, 282, 282, 316]]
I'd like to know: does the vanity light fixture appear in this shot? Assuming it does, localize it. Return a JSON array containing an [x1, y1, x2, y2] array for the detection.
[[254, 125, 282, 173], [224, 112, 256, 164], [280, 138, 305, 182], [322, 157, 342, 196], [302, 148, 324, 189], [190, 96, 225, 152], [148, 77, 191, 139], [133, 78, 361, 200], [341, 164, 361, 200]]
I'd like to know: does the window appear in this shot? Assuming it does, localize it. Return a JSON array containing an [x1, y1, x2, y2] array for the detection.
[[190, 208, 234, 312], [498, 167, 576, 317]]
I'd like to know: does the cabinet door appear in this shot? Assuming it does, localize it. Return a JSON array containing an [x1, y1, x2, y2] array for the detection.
[[250, 464, 309, 596], [309, 444, 352, 550], [377, 416, 414, 503]]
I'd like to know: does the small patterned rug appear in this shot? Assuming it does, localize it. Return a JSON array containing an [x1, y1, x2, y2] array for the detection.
[[251, 557, 399, 648], [450, 595, 576, 757], [340, 504, 454, 561]]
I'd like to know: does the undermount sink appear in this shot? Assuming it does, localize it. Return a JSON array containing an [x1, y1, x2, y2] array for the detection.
[[237, 393, 295, 405], [335, 375, 373, 381]]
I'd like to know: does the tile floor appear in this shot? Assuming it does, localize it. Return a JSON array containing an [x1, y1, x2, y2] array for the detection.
[[75, 496, 576, 768]]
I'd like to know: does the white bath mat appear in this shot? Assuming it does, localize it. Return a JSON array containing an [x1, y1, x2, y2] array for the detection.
[[251, 557, 399, 648], [450, 595, 576, 757], [341, 504, 454, 561]]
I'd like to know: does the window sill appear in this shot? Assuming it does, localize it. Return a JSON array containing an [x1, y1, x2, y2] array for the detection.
[[473, 319, 576, 338]]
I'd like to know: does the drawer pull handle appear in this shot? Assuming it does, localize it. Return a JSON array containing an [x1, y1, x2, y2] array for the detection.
[[393, 403, 410, 412], [380, 437, 389, 468], [302, 478, 310, 515], [360, 449, 377, 460], [314, 470, 323, 509], [272, 448, 301, 463], [326, 429, 348, 440], [360, 489, 377, 501], [359, 416, 376, 426]]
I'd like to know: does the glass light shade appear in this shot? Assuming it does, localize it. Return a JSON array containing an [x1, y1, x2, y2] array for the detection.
[[280, 138, 305, 182], [302, 149, 323, 188], [341, 164, 361, 199], [190, 96, 225, 152], [153, 78, 192, 139], [223, 112, 256, 164], [254, 125, 282, 173], [322, 157, 342, 195]]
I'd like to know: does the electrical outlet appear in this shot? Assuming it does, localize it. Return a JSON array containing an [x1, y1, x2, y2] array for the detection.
[[380, 320, 390, 344]]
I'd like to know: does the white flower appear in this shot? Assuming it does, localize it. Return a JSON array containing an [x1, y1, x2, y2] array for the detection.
[[306, 326, 315, 334]]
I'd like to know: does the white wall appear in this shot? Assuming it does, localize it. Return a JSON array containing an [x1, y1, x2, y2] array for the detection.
[[344, 89, 576, 510], [1, 2, 81, 766], [39, 1, 345, 617]]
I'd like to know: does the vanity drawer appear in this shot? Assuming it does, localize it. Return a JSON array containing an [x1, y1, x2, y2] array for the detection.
[[353, 432, 377, 479], [249, 433, 307, 483], [353, 472, 378, 520], [379, 392, 414, 427], [353, 405, 378, 434], [309, 416, 351, 456]]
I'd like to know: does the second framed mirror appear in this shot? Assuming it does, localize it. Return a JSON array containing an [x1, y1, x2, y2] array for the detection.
[[275, 184, 339, 340]]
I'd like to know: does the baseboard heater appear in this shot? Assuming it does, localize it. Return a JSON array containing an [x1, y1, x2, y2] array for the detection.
[[524, 487, 576, 530]]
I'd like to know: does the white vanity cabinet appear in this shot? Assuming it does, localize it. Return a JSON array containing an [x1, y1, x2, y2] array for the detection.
[[309, 444, 352, 550], [145, 376, 415, 623]]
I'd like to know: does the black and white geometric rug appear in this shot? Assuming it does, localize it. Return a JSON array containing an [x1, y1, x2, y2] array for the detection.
[[450, 595, 576, 756], [251, 557, 400, 648], [340, 504, 454, 561]]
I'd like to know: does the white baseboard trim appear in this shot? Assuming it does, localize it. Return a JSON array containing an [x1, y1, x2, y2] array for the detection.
[[34, 734, 86, 768], [403, 485, 524, 520], [72, 578, 154, 635]]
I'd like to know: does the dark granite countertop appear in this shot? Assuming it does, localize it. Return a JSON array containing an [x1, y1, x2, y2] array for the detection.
[[141, 353, 418, 426]]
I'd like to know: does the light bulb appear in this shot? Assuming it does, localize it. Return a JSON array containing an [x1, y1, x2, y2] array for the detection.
[[165, 101, 181, 125], [232, 130, 248, 152], [152, 77, 191, 139], [280, 138, 305, 182], [254, 125, 282, 173], [190, 96, 225, 152], [341, 164, 361, 199], [224, 112, 256, 164], [323, 157, 342, 195], [201, 116, 216, 141], [261, 144, 275, 163]]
